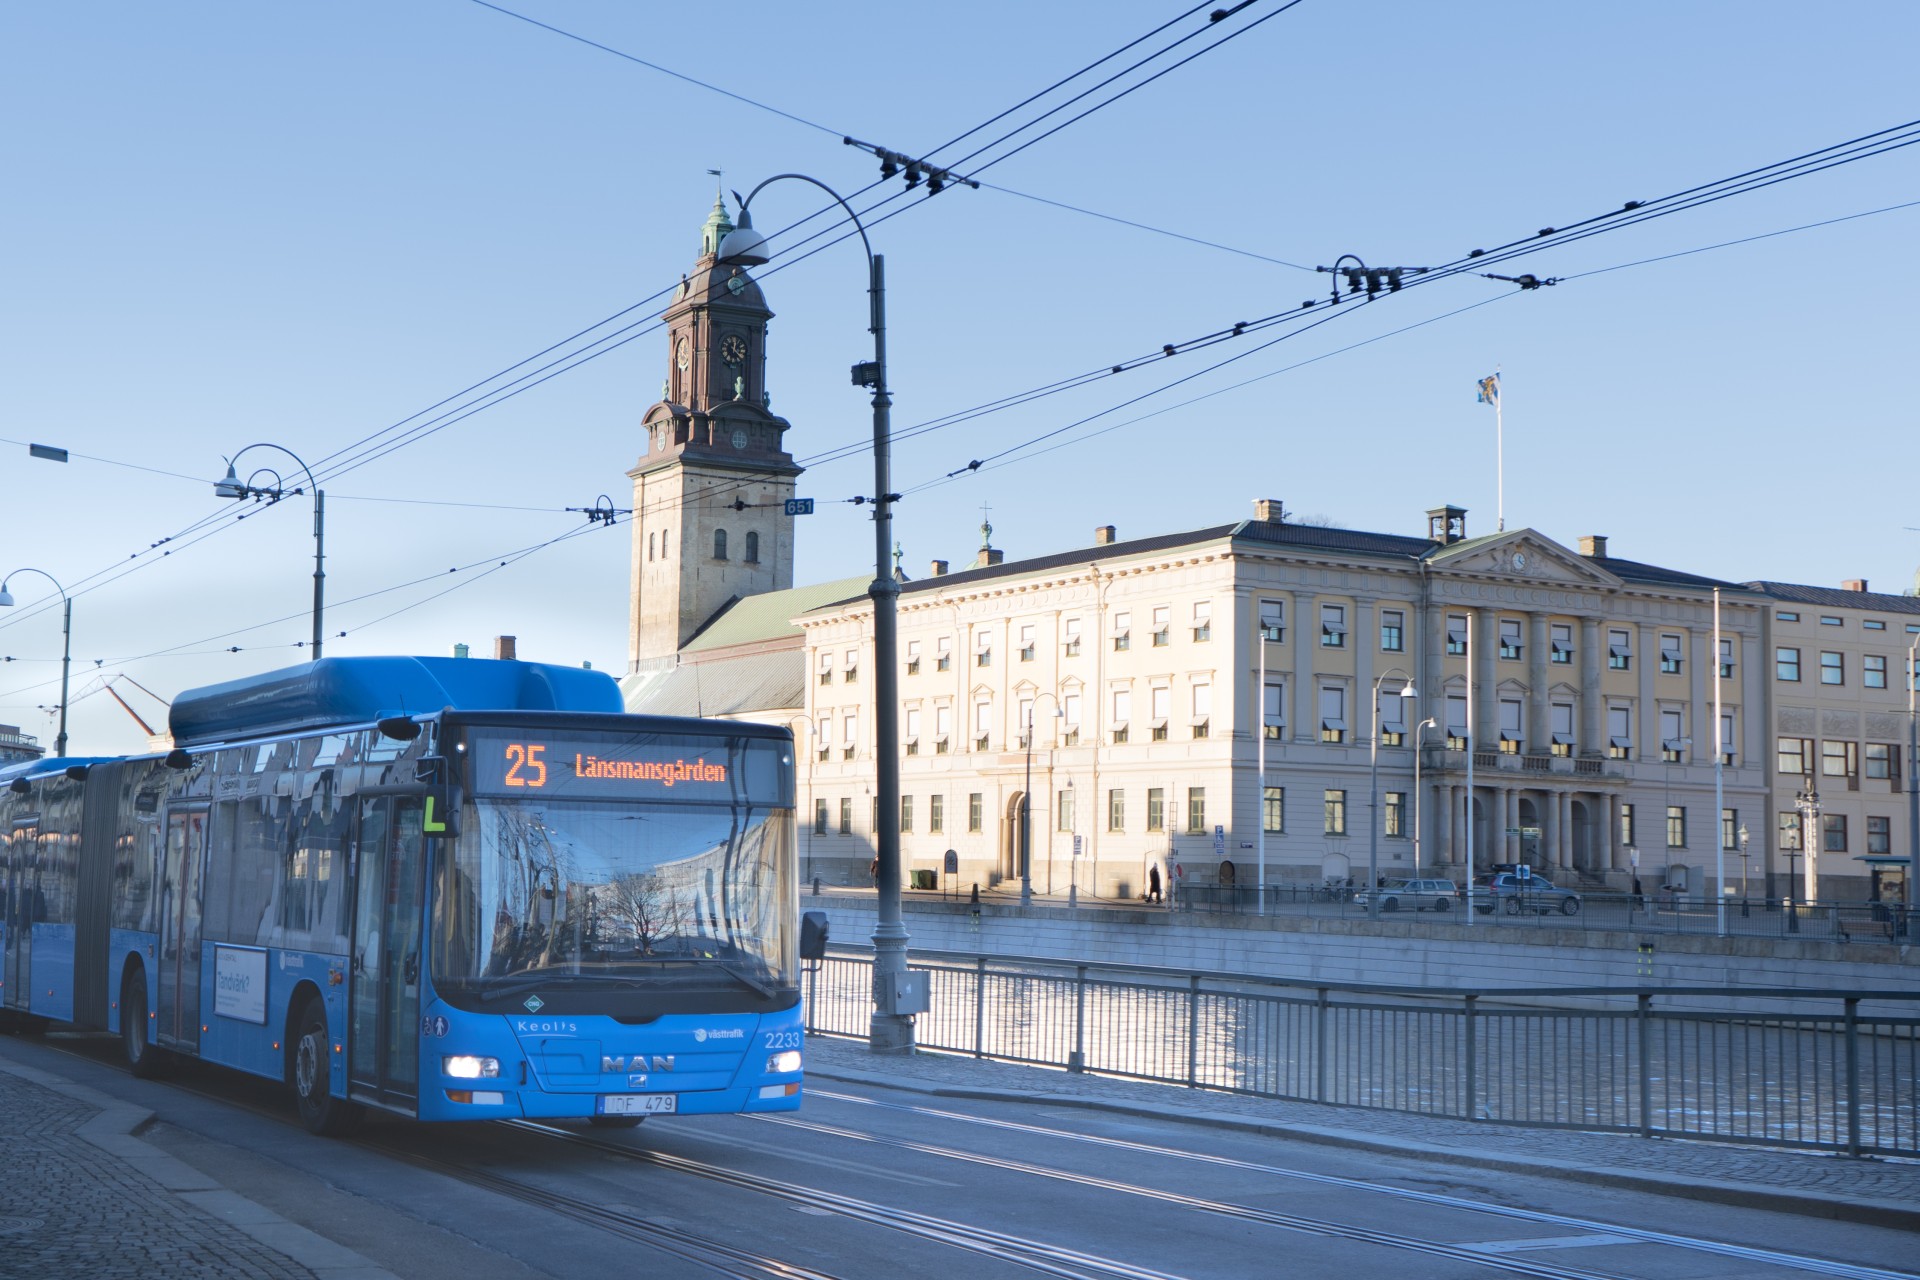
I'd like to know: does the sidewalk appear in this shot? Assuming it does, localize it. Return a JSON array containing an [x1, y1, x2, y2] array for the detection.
[[804, 1033, 1920, 1232], [0, 1055, 396, 1280]]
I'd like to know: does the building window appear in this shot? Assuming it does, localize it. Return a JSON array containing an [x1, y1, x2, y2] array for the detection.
[[1263, 786, 1284, 833], [1865, 654, 1888, 689], [1377, 687, 1404, 747], [900, 795, 914, 833], [1865, 619, 1887, 631], [976, 632, 992, 667], [1319, 685, 1346, 744], [1192, 601, 1212, 643], [1445, 694, 1469, 751], [1775, 647, 1800, 681], [1112, 611, 1131, 651], [1187, 788, 1206, 834], [1620, 803, 1635, 849], [1498, 698, 1523, 755], [1550, 623, 1573, 665], [1499, 618, 1523, 660], [1666, 805, 1686, 849], [1866, 743, 1899, 781], [818, 652, 833, 686], [1324, 789, 1347, 835], [1147, 787, 1165, 833], [1151, 684, 1170, 742], [1320, 603, 1346, 648], [713, 528, 728, 560], [814, 800, 829, 835], [1660, 634, 1683, 675], [1191, 681, 1212, 740], [1109, 789, 1124, 832], [1445, 614, 1467, 656], [1153, 605, 1172, 647], [1821, 615, 1844, 627], [905, 707, 921, 755], [816, 715, 830, 762], [1263, 682, 1285, 740], [1385, 792, 1406, 837], [1019, 624, 1035, 662], [1719, 637, 1736, 679], [1064, 619, 1082, 656], [1660, 708, 1686, 762], [906, 640, 920, 675], [1607, 706, 1632, 760], [1778, 611, 1800, 622], [1380, 609, 1404, 652], [839, 798, 852, 835], [1868, 815, 1891, 855], [1259, 599, 1283, 644], [930, 794, 944, 833], [935, 703, 952, 754], [1823, 814, 1848, 853], [936, 637, 952, 671], [1777, 811, 1801, 851], [1822, 739, 1859, 785], [1057, 789, 1075, 833], [1550, 702, 1575, 757], [844, 649, 859, 683], [1062, 692, 1082, 745], [744, 531, 759, 563], [1820, 651, 1844, 685], [1608, 629, 1632, 670], [1719, 711, 1737, 766], [974, 697, 992, 751], [1111, 688, 1130, 744], [648, 531, 655, 562], [842, 710, 859, 759], [1777, 736, 1810, 776]]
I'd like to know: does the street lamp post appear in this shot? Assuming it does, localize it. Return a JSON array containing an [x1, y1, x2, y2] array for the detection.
[[1367, 669, 1418, 919], [0, 569, 71, 756], [1411, 716, 1437, 875], [719, 177, 912, 1052], [1907, 636, 1918, 921], [1020, 694, 1064, 906], [1793, 774, 1821, 933], [213, 443, 326, 659], [1737, 823, 1751, 919]]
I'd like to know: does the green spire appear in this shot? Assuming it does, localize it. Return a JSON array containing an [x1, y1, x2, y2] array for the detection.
[[700, 171, 733, 257]]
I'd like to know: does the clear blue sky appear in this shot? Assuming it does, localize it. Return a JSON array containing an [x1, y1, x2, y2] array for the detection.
[[3, 1, 1916, 755]]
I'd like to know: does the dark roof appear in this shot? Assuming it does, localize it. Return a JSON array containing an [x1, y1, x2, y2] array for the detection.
[[1592, 555, 1747, 592], [1747, 581, 1920, 616]]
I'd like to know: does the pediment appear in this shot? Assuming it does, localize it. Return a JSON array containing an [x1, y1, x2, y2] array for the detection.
[[1427, 529, 1623, 588]]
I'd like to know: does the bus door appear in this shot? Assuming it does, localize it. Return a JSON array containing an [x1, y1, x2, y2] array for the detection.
[[156, 806, 207, 1052], [3, 821, 37, 1012], [349, 796, 424, 1105]]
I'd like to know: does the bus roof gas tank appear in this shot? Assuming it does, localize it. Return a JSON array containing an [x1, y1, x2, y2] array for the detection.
[[170, 656, 623, 745]]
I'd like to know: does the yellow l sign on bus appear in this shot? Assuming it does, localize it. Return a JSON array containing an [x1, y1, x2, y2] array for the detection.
[[424, 795, 447, 834]]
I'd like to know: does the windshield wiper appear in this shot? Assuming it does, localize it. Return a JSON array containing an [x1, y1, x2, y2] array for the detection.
[[708, 960, 780, 999]]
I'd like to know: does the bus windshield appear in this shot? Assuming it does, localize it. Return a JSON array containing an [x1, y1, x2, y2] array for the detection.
[[431, 796, 796, 1011]]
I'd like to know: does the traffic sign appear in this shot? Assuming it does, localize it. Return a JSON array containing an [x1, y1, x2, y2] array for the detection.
[[1212, 824, 1226, 856], [784, 498, 815, 516], [1072, 835, 1083, 858]]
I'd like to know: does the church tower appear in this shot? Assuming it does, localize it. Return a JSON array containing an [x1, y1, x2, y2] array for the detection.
[[628, 193, 803, 670]]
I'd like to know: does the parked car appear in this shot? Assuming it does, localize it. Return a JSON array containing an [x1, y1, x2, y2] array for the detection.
[[1353, 877, 1460, 913], [1475, 872, 1583, 916]]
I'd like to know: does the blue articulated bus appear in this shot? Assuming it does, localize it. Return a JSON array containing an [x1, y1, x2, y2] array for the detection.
[[0, 656, 822, 1135]]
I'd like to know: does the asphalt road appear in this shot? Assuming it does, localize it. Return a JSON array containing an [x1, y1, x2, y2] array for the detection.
[[7, 1032, 1915, 1280]]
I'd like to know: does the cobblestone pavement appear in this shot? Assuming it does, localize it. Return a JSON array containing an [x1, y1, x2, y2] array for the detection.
[[0, 1068, 316, 1280], [804, 1033, 1920, 1221]]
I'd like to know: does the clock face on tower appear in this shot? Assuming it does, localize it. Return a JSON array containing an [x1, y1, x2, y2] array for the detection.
[[720, 334, 747, 367], [674, 337, 691, 370]]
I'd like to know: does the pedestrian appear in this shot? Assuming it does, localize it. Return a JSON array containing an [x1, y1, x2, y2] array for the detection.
[[1147, 862, 1162, 904], [868, 855, 879, 886]]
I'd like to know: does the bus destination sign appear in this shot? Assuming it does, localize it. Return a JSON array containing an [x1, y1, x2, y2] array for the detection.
[[468, 731, 736, 799]]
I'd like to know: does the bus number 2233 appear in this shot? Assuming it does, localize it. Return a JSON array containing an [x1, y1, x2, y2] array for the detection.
[[503, 743, 548, 787]]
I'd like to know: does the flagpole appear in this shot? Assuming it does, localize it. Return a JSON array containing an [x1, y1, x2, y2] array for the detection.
[[1495, 380, 1504, 532]]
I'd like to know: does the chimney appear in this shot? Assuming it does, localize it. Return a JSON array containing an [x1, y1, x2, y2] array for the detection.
[[1842, 578, 1868, 593], [1253, 499, 1285, 524], [1425, 505, 1466, 545], [451, 643, 470, 659], [1578, 535, 1608, 559], [1094, 525, 1117, 545], [494, 635, 517, 661], [929, 559, 948, 577], [976, 548, 1005, 568]]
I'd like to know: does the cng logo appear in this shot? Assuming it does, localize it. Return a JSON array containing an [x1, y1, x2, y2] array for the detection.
[[523, 995, 545, 1013]]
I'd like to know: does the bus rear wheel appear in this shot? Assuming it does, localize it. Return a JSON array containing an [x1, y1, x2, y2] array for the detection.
[[292, 998, 360, 1137], [123, 970, 165, 1079]]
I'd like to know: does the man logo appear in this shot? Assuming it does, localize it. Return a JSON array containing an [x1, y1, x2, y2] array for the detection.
[[602, 1055, 675, 1073]]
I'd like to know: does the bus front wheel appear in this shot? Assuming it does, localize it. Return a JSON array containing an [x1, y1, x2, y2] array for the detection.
[[292, 998, 360, 1137], [123, 970, 165, 1079]]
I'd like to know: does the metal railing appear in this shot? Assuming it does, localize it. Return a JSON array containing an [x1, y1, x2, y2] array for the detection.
[[804, 948, 1920, 1157], [1167, 884, 1918, 943]]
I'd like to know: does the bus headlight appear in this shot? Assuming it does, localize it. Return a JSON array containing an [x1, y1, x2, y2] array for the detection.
[[766, 1050, 802, 1075], [444, 1055, 501, 1079]]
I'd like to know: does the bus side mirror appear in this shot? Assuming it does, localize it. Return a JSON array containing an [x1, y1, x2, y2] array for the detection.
[[799, 910, 829, 961], [423, 785, 463, 839]]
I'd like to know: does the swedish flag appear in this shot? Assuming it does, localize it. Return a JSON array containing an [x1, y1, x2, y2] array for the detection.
[[1476, 373, 1500, 406]]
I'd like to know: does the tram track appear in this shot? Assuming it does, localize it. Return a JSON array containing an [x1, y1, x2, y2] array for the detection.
[[802, 1089, 1919, 1280]]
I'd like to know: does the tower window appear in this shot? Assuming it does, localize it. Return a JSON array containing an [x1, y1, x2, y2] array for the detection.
[[744, 531, 760, 564], [648, 532, 655, 562], [713, 529, 728, 561]]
